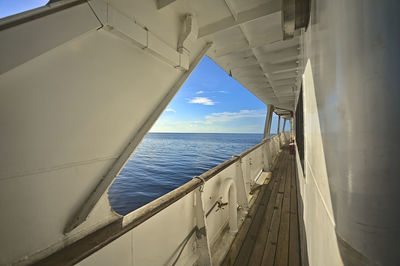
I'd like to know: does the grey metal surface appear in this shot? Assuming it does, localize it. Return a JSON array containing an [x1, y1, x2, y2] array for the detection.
[[308, 0, 400, 264], [0, 1, 101, 75]]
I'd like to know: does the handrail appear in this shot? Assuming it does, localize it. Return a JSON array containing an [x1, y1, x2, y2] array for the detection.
[[33, 135, 280, 265]]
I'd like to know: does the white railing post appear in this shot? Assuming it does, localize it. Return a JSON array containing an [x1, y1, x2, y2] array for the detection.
[[262, 141, 271, 172], [241, 156, 251, 193], [277, 133, 282, 150], [221, 179, 238, 234], [265, 139, 273, 170], [282, 118, 287, 132], [194, 188, 213, 266], [233, 156, 249, 210]]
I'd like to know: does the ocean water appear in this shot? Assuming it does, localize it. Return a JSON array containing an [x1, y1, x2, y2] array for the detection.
[[108, 133, 263, 215]]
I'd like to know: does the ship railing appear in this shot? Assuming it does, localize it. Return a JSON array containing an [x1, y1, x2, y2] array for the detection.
[[38, 132, 290, 265]]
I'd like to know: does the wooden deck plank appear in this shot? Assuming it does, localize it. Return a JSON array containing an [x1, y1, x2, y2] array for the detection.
[[221, 156, 284, 266], [247, 151, 287, 265], [274, 150, 292, 266], [247, 179, 280, 265], [222, 147, 300, 266], [233, 153, 287, 266], [232, 184, 272, 266], [261, 151, 289, 265], [221, 182, 268, 266], [289, 156, 301, 266], [261, 190, 284, 265]]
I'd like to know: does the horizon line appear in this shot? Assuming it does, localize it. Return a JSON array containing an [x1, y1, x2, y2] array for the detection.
[[148, 131, 264, 134]]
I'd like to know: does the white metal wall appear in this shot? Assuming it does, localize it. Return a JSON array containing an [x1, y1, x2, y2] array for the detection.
[[298, 0, 400, 265]]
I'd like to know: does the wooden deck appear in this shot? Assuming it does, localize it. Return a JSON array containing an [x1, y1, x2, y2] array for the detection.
[[222, 146, 301, 266]]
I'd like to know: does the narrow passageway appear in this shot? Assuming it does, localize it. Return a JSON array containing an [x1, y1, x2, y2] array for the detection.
[[223, 146, 301, 265]]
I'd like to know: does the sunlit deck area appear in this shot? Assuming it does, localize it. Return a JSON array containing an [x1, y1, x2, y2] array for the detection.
[[222, 146, 301, 266]]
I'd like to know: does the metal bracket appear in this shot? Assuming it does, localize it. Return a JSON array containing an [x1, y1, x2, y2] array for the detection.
[[215, 199, 228, 212], [193, 176, 206, 192]]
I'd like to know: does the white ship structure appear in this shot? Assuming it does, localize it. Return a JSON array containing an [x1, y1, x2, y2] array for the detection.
[[0, 0, 398, 265]]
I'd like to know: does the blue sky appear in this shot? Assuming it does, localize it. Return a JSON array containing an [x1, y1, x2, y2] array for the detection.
[[0, 0, 48, 19], [151, 57, 283, 133]]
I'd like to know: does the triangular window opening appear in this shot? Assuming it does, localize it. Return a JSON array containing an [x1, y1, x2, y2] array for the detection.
[[108, 57, 271, 215]]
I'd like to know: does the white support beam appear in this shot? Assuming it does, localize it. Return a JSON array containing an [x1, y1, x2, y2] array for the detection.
[[157, 0, 176, 10], [264, 105, 274, 139], [274, 78, 297, 86], [290, 116, 294, 139], [257, 46, 300, 64], [209, 36, 299, 58], [223, 0, 238, 21], [234, 159, 249, 209], [261, 60, 298, 73], [64, 42, 213, 233], [227, 55, 299, 70], [107, 5, 189, 70], [198, 1, 281, 38], [270, 71, 298, 81], [262, 141, 271, 172], [278, 115, 282, 134]]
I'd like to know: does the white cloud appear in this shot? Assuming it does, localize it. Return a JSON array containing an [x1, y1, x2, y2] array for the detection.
[[202, 109, 266, 124], [150, 109, 266, 133], [165, 108, 176, 113], [188, 97, 216, 106], [195, 90, 227, 95]]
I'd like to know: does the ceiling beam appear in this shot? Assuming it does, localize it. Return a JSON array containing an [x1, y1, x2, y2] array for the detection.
[[256, 46, 300, 64], [157, 0, 176, 9], [223, 0, 238, 20], [209, 36, 299, 58], [269, 71, 298, 80], [198, 0, 281, 38], [273, 78, 297, 86], [261, 60, 298, 73], [224, 53, 299, 70]]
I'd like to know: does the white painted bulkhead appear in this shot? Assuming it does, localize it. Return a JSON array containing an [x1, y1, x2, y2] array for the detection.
[[296, 0, 400, 265]]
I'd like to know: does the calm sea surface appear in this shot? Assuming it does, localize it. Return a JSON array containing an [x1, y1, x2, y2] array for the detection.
[[108, 133, 263, 215]]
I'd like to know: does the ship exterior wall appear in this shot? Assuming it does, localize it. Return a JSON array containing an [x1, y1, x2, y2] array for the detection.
[[299, 0, 400, 265], [0, 27, 195, 266]]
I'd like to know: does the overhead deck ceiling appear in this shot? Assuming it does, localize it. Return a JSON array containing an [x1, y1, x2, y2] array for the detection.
[[172, 0, 302, 111]]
